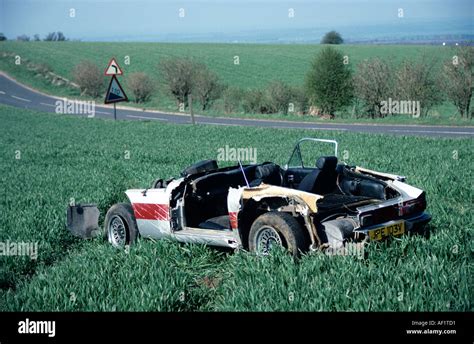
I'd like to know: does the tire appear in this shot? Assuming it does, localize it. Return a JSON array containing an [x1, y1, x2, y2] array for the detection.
[[248, 212, 308, 256], [104, 203, 138, 248]]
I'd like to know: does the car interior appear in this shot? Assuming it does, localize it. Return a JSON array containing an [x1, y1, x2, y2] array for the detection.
[[177, 157, 399, 231]]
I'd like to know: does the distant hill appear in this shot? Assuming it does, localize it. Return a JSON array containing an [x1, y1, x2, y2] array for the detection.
[[80, 18, 473, 45]]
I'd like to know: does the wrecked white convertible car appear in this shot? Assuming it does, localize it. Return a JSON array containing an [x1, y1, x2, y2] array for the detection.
[[70, 138, 431, 255]]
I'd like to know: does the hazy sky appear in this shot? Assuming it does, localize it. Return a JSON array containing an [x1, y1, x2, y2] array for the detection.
[[1, 0, 472, 41]]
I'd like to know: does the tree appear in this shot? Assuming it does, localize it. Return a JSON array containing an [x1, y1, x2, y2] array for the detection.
[[17, 34, 30, 41], [127, 72, 154, 103], [44, 32, 55, 41], [354, 58, 394, 118], [72, 61, 104, 97], [57, 32, 66, 41], [33, 34, 41, 41], [442, 47, 473, 118], [159, 57, 196, 108], [265, 80, 292, 114], [395, 57, 443, 117], [44, 32, 67, 41], [192, 65, 224, 110], [0, 33, 7, 41], [321, 31, 343, 44], [305, 46, 353, 118]]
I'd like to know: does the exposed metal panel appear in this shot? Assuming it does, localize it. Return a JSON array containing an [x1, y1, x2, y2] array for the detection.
[[173, 227, 239, 248], [136, 219, 171, 239], [242, 184, 322, 212]]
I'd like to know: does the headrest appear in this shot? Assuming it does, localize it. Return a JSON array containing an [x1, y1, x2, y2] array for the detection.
[[255, 163, 281, 185], [181, 159, 218, 177], [255, 163, 279, 179], [316, 156, 338, 171]]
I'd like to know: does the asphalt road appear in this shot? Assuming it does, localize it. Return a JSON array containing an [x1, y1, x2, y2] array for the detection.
[[1, 73, 473, 138]]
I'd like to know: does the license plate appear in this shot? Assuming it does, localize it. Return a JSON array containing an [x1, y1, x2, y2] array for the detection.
[[368, 221, 405, 241]]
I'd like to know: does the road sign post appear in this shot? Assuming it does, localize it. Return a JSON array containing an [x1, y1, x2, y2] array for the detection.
[[188, 94, 195, 125], [104, 57, 128, 120]]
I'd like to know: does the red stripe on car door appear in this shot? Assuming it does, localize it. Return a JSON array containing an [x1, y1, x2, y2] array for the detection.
[[132, 203, 170, 220], [229, 212, 238, 230]]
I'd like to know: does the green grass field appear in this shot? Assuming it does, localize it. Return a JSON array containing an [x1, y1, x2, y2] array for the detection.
[[0, 41, 470, 125], [0, 104, 472, 311]]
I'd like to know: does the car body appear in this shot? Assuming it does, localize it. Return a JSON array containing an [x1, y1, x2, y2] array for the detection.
[[104, 138, 431, 255]]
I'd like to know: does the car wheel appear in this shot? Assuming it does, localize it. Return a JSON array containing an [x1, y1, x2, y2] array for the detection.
[[104, 203, 138, 248], [248, 212, 308, 256]]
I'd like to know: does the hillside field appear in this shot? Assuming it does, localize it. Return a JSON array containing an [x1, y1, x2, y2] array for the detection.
[[0, 41, 470, 125], [0, 104, 472, 311]]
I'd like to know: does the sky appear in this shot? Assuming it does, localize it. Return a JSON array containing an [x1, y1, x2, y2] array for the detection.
[[0, 0, 473, 42]]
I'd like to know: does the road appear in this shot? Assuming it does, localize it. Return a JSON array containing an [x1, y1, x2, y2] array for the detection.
[[1, 73, 473, 138]]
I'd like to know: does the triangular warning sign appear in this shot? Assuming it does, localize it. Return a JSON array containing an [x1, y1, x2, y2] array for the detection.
[[105, 75, 128, 104], [104, 58, 123, 76]]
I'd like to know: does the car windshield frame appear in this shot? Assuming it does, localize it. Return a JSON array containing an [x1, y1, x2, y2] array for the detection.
[[286, 138, 338, 168]]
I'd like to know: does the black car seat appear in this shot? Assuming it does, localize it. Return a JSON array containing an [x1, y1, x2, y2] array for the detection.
[[249, 163, 283, 187], [297, 156, 338, 195]]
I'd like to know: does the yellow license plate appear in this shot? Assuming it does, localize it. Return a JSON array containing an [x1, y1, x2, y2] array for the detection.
[[368, 221, 405, 241]]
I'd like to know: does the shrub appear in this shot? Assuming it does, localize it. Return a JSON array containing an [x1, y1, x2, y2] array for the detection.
[[72, 61, 104, 97], [265, 80, 292, 114], [222, 87, 244, 114], [242, 89, 271, 114], [290, 86, 310, 115], [395, 57, 443, 117], [354, 58, 394, 118], [127, 72, 154, 103], [305, 46, 353, 118]]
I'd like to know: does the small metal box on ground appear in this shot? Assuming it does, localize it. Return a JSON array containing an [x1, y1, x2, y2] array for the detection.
[[66, 204, 100, 239]]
